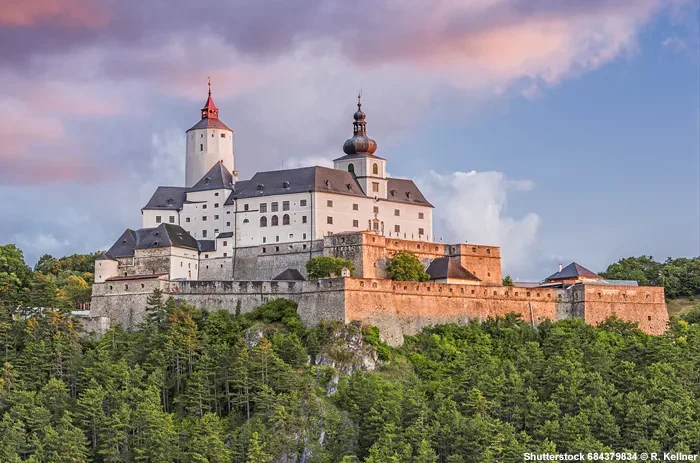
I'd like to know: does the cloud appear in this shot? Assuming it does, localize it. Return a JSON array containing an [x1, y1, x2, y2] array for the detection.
[[417, 170, 541, 278], [0, 0, 108, 27]]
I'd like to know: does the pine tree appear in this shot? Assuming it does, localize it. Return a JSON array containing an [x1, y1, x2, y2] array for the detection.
[[246, 432, 272, 463]]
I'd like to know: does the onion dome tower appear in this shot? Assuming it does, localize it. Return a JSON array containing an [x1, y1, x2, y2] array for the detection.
[[184, 77, 235, 188], [334, 93, 387, 198], [342, 95, 378, 155]]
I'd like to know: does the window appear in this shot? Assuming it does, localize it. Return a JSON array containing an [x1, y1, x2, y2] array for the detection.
[[214, 215, 219, 220], [353, 220, 359, 227], [348, 163, 355, 173], [202, 230, 207, 237], [302, 216, 307, 224], [373, 163, 379, 175], [418, 228, 424, 235], [372, 182, 379, 192], [260, 203, 267, 213], [271, 215, 279, 226], [271, 202, 279, 212], [214, 229, 219, 234], [226, 211, 230, 214], [394, 225, 400, 233], [223, 241, 228, 246], [200, 134, 204, 138], [327, 216, 333, 224], [303, 233, 307, 239], [169, 216, 175, 223], [275, 246, 280, 251], [282, 214, 290, 225], [327, 200, 333, 207], [394, 209, 400, 216], [202, 204, 207, 209], [214, 203, 219, 208], [352, 203, 359, 211], [212, 133, 214, 137], [282, 201, 290, 211], [244, 204, 249, 211], [155, 216, 161, 223], [221, 133, 226, 138], [262, 247, 266, 253], [373, 222, 379, 230], [262, 237, 267, 243], [223, 252, 228, 257], [202, 216, 207, 221], [260, 216, 267, 227], [418, 212, 424, 219], [226, 222, 231, 226], [275, 236, 279, 242], [186, 217, 190, 223], [373, 206, 379, 214], [300, 199, 307, 207], [215, 192, 219, 196], [200, 144, 203, 151], [289, 234, 293, 239]]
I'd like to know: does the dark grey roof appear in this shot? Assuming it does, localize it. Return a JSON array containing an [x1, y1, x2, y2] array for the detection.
[[217, 232, 233, 238], [197, 240, 216, 252], [105, 224, 198, 258], [224, 180, 250, 205], [546, 262, 601, 281], [272, 268, 306, 281], [426, 257, 480, 281], [385, 178, 433, 207], [190, 161, 234, 191], [142, 186, 188, 211], [186, 118, 232, 132], [226, 166, 366, 200], [96, 253, 118, 261]]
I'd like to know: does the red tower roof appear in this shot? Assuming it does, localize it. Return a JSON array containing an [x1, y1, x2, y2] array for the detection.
[[201, 77, 219, 119]]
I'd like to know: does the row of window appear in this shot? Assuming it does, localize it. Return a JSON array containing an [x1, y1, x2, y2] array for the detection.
[[347, 162, 380, 175], [260, 214, 307, 227], [190, 133, 229, 139], [155, 216, 176, 224], [261, 233, 308, 244], [251, 199, 306, 213]]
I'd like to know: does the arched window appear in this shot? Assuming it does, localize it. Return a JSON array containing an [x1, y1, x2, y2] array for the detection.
[[271, 215, 279, 226], [373, 163, 379, 175], [348, 163, 355, 174], [282, 214, 290, 225], [260, 216, 267, 227]]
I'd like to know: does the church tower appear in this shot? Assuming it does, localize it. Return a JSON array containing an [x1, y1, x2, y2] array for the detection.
[[185, 79, 234, 187], [333, 94, 387, 199]]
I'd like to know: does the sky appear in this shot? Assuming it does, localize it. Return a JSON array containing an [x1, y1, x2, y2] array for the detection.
[[0, 0, 698, 281]]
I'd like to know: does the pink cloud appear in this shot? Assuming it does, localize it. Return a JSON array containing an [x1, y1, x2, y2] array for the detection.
[[24, 83, 123, 117], [0, 0, 109, 28]]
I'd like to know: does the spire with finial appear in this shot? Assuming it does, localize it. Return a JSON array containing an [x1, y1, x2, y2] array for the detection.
[[343, 91, 376, 155], [201, 76, 219, 119]]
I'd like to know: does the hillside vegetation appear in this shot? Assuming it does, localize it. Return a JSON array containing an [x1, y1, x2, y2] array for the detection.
[[0, 292, 698, 462]]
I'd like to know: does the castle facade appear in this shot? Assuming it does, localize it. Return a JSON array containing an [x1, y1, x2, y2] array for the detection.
[[86, 84, 669, 344]]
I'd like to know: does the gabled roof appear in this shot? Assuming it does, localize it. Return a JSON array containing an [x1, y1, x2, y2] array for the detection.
[[142, 186, 188, 211], [545, 262, 602, 281], [426, 257, 480, 281], [105, 224, 198, 258], [386, 178, 433, 207], [272, 268, 306, 281], [225, 166, 367, 200], [96, 253, 118, 261], [186, 118, 232, 132], [190, 161, 234, 192]]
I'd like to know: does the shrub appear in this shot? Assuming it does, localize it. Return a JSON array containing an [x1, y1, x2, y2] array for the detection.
[[502, 275, 514, 286], [386, 250, 429, 282], [306, 256, 355, 279]]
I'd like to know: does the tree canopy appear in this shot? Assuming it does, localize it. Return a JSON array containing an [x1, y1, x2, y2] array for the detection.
[[600, 256, 700, 298], [386, 250, 430, 282], [306, 256, 355, 279]]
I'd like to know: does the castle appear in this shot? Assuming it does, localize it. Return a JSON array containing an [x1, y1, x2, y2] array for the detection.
[[86, 83, 669, 345]]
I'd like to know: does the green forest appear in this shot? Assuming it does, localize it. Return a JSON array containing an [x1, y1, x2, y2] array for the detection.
[[1, 245, 699, 461]]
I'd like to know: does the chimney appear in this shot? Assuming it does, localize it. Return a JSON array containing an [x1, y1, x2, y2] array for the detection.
[[558, 263, 563, 272]]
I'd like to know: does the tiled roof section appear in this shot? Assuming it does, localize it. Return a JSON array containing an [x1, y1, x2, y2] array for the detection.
[[106, 273, 168, 281], [197, 240, 216, 252], [142, 186, 188, 211], [386, 178, 433, 207], [273, 268, 306, 281], [190, 161, 234, 191], [226, 166, 366, 200], [105, 224, 199, 257], [426, 257, 480, 281], [186, 118, 232, 132], [545, 262, 602, 281], [217, 232, 233, 238], [224, 180, 250, 205], [96, 253, 118, 261], [135, 224, 199, 250], [105, 229, 138, 258]]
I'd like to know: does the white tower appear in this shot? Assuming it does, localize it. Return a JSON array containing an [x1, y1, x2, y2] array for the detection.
[[185, 79, 234, 187]]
